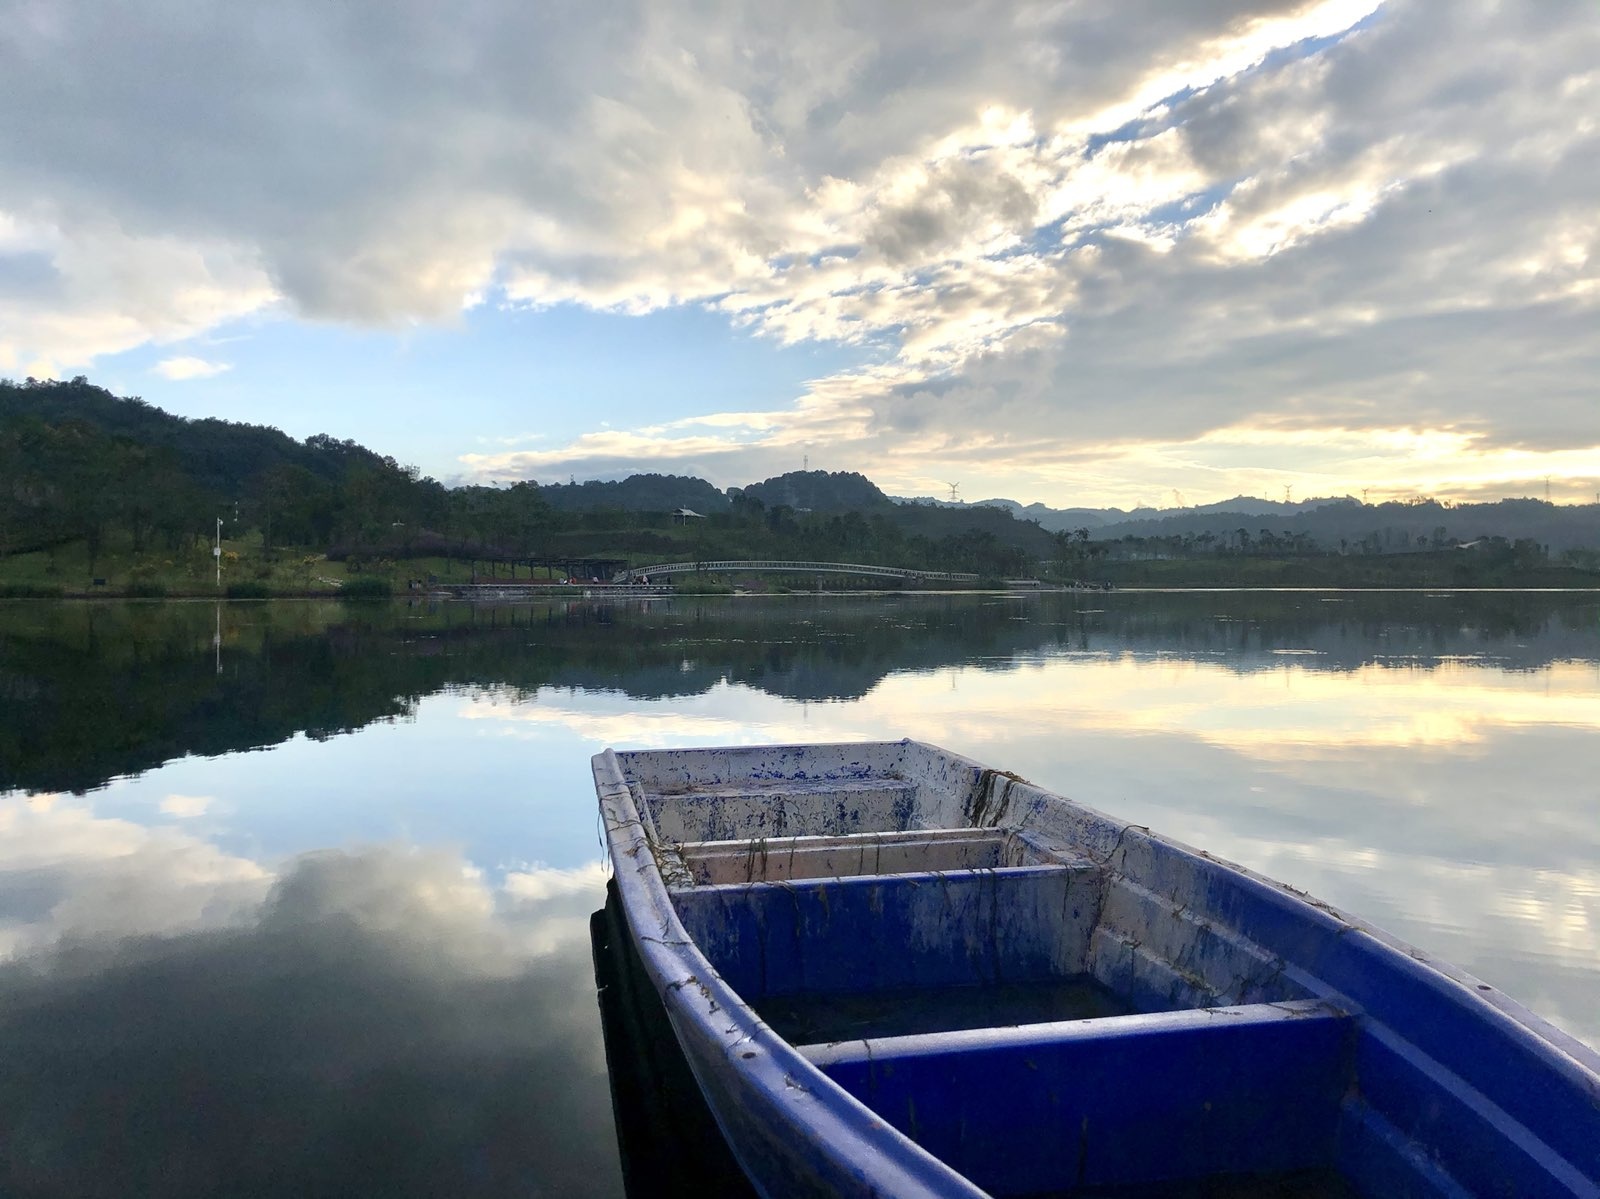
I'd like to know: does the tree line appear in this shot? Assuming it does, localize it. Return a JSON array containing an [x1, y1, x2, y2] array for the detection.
[[0, 378, 1050, 580], [6, 376, 1597, 587]]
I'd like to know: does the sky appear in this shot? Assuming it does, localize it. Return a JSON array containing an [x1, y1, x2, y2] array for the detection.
[[1, 0, 1597, 509]]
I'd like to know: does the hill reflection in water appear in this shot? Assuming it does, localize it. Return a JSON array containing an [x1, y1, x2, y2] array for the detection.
[[3, 590, 1596, 796]]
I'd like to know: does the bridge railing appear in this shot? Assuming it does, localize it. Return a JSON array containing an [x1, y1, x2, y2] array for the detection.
[[610, 560, 980, 583]]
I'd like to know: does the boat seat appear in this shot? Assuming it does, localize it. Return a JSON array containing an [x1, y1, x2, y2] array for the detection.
[[800, 1001, 1353, 1197], [803, 1002, 1592, 1199], [672, 863, 1101, 1001], [642, 776, 920, 842], [673, 826, 1085, 885]]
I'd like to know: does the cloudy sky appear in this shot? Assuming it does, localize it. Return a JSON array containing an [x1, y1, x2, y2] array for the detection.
[[2, 0, 1596, 507]]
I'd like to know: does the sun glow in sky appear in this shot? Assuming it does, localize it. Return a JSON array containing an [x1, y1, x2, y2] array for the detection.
[[2, 0, 1597, 507]]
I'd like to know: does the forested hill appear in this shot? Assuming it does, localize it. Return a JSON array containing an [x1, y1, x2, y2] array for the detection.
[[539, 473, 728, 513], [1, 376, 449, 559], [0, 376, 395, 494], [736, 470, 893, 512], [511, 469, 893, 514]]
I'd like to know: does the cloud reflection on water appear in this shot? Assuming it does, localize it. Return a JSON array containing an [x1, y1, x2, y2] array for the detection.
[[0, 794, 269, 957], [0, 837, 620, 1199]]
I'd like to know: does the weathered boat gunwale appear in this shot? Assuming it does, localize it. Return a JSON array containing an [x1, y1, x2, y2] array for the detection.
[[596, 739, 1600, 1198], [595, 749, 992, 1198]]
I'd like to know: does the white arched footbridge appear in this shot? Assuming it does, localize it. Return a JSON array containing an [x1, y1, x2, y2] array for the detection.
[[612, 560, 980, 584]]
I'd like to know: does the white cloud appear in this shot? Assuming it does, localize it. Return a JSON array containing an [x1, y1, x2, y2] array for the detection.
[[153, 356, 231, 381], [0, 214, 275, 378]]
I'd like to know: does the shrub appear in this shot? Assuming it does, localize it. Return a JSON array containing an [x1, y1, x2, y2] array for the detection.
[[225, 580, 271, 599], [125, 580, 170, 598], [671, 578, 735, 595], [0, 583, 65, 598], [339, 575, 393, 599]]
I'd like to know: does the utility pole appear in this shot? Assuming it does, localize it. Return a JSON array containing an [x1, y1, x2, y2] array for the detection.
[[214, 517, 222, 590]]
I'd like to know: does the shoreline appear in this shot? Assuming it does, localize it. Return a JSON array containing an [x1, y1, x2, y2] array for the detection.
[[6, 582, 1600, 602]]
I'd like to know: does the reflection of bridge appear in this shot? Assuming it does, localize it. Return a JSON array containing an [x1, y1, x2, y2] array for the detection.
[[612, 560, 981, 584]]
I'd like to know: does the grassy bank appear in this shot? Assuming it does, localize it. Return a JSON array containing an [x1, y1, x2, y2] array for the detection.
[[7, 531, 1600, 598], [1094, 551, 1600, 589], [0, 534, 497, 598]]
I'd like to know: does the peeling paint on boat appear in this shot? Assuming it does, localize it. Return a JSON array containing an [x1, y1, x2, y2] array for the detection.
[[596, 739, 1600, 1198]]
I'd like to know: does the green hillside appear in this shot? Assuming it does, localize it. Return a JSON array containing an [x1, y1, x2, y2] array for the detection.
[[5, 376, 1598, 597]]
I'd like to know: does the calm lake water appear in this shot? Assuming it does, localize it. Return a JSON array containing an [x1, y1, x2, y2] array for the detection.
[[2, 591, 1597, 1197]]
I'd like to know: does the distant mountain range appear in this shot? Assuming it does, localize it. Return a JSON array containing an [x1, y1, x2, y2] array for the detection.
[[899, 494, 1351, 532], [492, 467, 1600, 552], [899, 492, 1600, 553], [540, 467, 1356, 530], [540, 467, 1599, 553]]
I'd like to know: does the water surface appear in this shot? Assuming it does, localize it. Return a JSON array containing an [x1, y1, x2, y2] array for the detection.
[[1, 591, 1596, 1196]]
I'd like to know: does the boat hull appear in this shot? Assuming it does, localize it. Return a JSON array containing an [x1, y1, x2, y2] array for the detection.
[[595, 740, 1600, 1198]]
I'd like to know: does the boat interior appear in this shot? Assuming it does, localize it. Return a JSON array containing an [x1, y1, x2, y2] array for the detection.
[[608, 741, 1597, 1199]]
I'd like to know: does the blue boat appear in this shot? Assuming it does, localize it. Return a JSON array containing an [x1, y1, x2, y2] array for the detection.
[[594, 740, 1600, 1198]]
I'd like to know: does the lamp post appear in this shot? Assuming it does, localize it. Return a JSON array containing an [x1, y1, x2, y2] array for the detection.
[[214, 517, 222, 590]]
